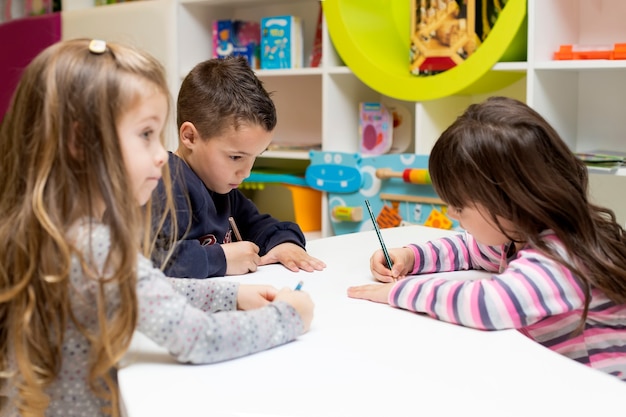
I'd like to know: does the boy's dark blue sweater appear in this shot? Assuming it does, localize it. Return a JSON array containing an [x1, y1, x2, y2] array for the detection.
[[152, 152, 306, 278]]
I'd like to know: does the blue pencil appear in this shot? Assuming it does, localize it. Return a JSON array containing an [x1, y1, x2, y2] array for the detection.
[[294, 280, 303, 291], [365, 199, 393, 269]]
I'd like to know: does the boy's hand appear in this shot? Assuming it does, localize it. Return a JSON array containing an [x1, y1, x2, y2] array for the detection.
[[222, 241, 261, 275], [260, 242, 326, 272]]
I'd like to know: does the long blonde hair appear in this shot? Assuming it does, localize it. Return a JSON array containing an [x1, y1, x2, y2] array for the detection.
[[0, 39, 177, 417]]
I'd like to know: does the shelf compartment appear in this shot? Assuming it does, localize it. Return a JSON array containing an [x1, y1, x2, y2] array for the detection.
[[259, 74, 322, 153], [531, 69, 626, 154], [177, 0, 322, 78], [532, 0, 626, 65]]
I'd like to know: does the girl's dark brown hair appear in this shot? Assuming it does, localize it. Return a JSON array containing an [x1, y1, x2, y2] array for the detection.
[[429, 96, 626, 326]]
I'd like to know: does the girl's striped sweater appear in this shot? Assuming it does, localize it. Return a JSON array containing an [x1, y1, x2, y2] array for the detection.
[[390, 230, 626, 381]]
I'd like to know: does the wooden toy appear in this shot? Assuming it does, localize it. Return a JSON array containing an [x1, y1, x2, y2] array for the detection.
[[376, 167, 431, 184], [331, 206, 363, 222], [376, 202, 403, 229], [379, 192, 445, 206]]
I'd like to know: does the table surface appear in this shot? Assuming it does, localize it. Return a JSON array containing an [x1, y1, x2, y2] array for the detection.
[[120, 225, 626, 417]]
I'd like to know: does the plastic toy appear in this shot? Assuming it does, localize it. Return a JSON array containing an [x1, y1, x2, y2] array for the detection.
[[318, 153, 458, 235], [305, 151, 362, 193], [554, 44, 626, 60]]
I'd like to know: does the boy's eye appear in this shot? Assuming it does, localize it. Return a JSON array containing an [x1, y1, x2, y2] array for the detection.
[[230, 155, 242, 161]]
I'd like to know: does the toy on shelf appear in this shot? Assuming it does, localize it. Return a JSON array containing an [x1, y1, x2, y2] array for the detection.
[[423, 207, 453, 229], [375, 201, 403, 229], [305, 151, 362, 193], [379, 194, 451, 229], [375, 167, 431, 184], [331, 206, 363, 222], [379, 192, 445, 206], [411, 0, 478, 75], [554, 44, 626, 61], [359, 102, 392, 156], [306, 151, 458, 235]]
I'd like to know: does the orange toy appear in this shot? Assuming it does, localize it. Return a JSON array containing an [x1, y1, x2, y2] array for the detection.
[[423, 208, 453, 230], [376, 202, 402, 229]]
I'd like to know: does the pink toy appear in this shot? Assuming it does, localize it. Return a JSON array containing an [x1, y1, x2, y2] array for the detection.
[[359, 102, 393, 156]]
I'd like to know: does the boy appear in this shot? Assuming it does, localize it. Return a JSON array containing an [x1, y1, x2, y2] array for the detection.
[[153, 56, 326, 278]]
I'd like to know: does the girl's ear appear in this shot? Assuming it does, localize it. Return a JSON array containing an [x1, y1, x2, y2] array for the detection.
[[179, 121, 199, 150]]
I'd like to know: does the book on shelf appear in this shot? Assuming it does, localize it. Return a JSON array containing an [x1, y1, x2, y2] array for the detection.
[[309, 3, 323, 67], [576, 150, 626, 175], [212, 20, 260, 69], [260, 15, 303, 70], [576, 149, 626, 168]]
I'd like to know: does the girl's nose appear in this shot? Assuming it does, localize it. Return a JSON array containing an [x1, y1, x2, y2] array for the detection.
[[155, 144, 168, 167], [447, 207, 459, 220]]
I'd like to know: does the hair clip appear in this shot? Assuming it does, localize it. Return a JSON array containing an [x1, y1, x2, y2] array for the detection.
[[88, 39, 107, 55]]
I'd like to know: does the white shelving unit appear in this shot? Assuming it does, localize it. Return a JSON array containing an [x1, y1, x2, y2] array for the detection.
[[60, 0, 626, 234], [527, 0, 626, 227]]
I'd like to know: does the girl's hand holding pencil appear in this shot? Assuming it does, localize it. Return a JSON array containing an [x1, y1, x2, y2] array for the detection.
[[274, 286, 314, 332], [236, 284, 280, 310], [369, 246, 415, 283], [347, 246, 416, 305], [237, 283, 314, 333]]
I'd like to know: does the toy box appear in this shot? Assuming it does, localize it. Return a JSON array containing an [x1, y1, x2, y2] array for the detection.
[[410, 0, 508, 75], [260, 15, 303, 69], [212, 20, 260, 69]]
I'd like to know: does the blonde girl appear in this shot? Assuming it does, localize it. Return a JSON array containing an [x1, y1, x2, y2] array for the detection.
[[0, 39, 313, 417]]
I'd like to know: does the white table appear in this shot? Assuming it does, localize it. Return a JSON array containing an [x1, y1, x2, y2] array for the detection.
[[119, 225, 626, 417]]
